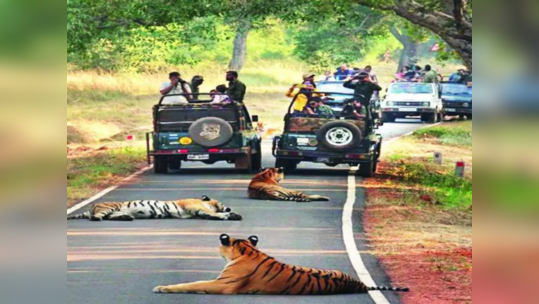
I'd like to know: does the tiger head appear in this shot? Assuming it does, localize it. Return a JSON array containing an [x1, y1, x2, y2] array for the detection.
[[219, 234, 260, 262], [201, 195, 232, 213], [253, 167, 285, 183]]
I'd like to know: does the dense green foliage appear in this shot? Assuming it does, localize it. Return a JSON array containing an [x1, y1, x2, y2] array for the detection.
[[67, 0, 469, 71]]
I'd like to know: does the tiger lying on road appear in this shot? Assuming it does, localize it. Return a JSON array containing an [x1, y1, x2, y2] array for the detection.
[[154, 234, 409, 295], [67, 196, 242, 221], [248, 168, 330, 202]]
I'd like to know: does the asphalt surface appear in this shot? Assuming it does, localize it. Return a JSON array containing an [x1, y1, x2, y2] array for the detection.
[[67, 119, 427, 304]]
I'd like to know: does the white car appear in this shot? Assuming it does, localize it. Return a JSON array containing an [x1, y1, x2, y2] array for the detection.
[[381, 82, 443, 123]]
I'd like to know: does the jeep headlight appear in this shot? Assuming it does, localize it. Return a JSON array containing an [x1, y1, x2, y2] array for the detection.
[[422, 102, 430, 107], [387, 101, 394, 107], [463, 102, 470, 108]]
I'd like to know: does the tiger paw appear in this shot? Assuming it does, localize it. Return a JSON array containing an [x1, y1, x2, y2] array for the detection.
[[153, 286, 169, 293], [227, 212, 243, 221], [90, 216, 103, 222]]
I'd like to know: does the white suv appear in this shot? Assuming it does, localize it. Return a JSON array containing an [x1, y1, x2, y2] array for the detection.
[[381, 82, 443, 123]]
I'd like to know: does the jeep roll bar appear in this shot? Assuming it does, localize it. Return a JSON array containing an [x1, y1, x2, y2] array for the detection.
[[286, 91, 357, 114], [157, 93, 238, 106]]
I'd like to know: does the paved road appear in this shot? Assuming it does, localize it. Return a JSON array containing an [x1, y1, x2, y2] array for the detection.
[[67, 120, 427, 304]]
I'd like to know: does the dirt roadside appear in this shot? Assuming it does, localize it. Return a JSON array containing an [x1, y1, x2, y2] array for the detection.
[[364, 121, 473, 304]]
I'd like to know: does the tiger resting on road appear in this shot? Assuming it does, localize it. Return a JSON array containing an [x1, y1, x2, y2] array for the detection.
[[154, 234, 409, 295], [248, 168, 330, 202], [66, 196, 242, 221]]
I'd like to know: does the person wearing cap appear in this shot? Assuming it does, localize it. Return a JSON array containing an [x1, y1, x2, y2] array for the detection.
[[286, 80, 320, 114], [160, 72, 193, 105], [306, 97, 335, 118], [302, 73, 317, 87]]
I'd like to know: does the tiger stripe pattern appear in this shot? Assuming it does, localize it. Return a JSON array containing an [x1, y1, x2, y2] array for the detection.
[[248, 168, 330, 203], [153, 234, 409, 295], [67, 196, 242, 221]]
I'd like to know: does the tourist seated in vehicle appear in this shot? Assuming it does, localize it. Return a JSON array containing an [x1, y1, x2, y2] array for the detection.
[[334, 64, 355, 80], [305, 97, 335, 118], [160, 72, 193, 105], [341, 99, 367, 119], [286, 81, 320, 114], [449, 69, 472, 84], [210, 85, 232, 104]]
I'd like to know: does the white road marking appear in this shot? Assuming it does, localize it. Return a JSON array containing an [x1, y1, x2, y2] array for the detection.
[[67, 166, 152, 215], [343, 167, 390, 304], [343, 122, 442, 303]]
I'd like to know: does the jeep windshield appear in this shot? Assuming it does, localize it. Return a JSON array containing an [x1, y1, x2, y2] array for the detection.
[[441, 83, 472, 96], [389, 83, 433, 94], [316, 82, 354, 103]]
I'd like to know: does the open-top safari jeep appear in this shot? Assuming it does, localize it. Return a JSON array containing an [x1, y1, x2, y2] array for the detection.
[[146, 93, 262, 174], [272, 92, 383, 178]]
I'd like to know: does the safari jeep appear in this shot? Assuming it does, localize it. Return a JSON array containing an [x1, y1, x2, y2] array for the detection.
[[272, 92, 382, 178], [146, 94, 262, 173]]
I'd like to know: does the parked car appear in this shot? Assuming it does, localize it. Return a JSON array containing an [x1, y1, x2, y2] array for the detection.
[[381, 82, 443, 123], [441, 82, 472, 119], [272, 92, 382, 178], [146, 94, 262, 173]]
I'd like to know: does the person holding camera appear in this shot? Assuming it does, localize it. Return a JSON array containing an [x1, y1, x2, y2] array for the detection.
[[160, 72, 193, 105], [343, 72, 382, 107]]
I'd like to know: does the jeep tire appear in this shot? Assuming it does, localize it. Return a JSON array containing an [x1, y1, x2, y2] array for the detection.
[[154, 156, 168, 174], [251, 141, 262, 172], [318, 121, 363, 153], [358, 161, 374, 178], [275, 159, 298, 172]]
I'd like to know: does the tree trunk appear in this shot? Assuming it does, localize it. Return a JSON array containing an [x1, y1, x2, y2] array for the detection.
[[228, 19, 253, 72], [390, 26, 420, 72], [355, 0, 473, 72]]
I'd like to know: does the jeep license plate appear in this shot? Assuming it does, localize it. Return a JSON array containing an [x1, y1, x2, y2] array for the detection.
[[187, 154, 210, 160], [399, 108, 416, 112], [446, 108, 456, 112]]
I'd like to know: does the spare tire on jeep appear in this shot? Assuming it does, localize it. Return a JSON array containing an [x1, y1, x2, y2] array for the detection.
[[317, 121, 363, 152], [188, 117, 234, 147]]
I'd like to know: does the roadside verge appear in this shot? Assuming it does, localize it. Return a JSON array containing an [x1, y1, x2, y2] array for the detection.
[[364, 121, 473, 304]]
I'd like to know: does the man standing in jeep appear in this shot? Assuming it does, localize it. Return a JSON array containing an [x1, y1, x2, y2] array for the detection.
[[160, 72, 193, 105], [343, 73, 382, 107], [226, 71, 247, 103]]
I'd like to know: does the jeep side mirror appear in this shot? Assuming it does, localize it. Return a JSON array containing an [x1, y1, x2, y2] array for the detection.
[[252, 115, 259, 123]]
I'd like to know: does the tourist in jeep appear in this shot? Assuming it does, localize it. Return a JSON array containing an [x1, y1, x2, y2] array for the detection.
[[210, 85, 232, 104], [287, 81, 319, 114], [334, 64, 354, 80], [306, 97, 335, 118], [343, 73, 382, 106], [226, 71, 247, 103], [160, 72, 193, 105], [190, 75, 204, 99], [341, 99, 366, 119]]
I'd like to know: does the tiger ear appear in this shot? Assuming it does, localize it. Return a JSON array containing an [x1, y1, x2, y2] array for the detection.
[[220, 234, 231, 246], [248, 236, 259, 247], [277, 167, 284, 174], [202, 195, 211, 202], [260, 167, 266, 172]]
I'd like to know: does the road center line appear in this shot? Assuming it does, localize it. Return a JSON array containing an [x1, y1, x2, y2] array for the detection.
[[343, 166, 390, 304]]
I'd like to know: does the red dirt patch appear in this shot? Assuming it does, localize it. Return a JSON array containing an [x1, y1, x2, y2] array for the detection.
[[364, 162, 472, 304]]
